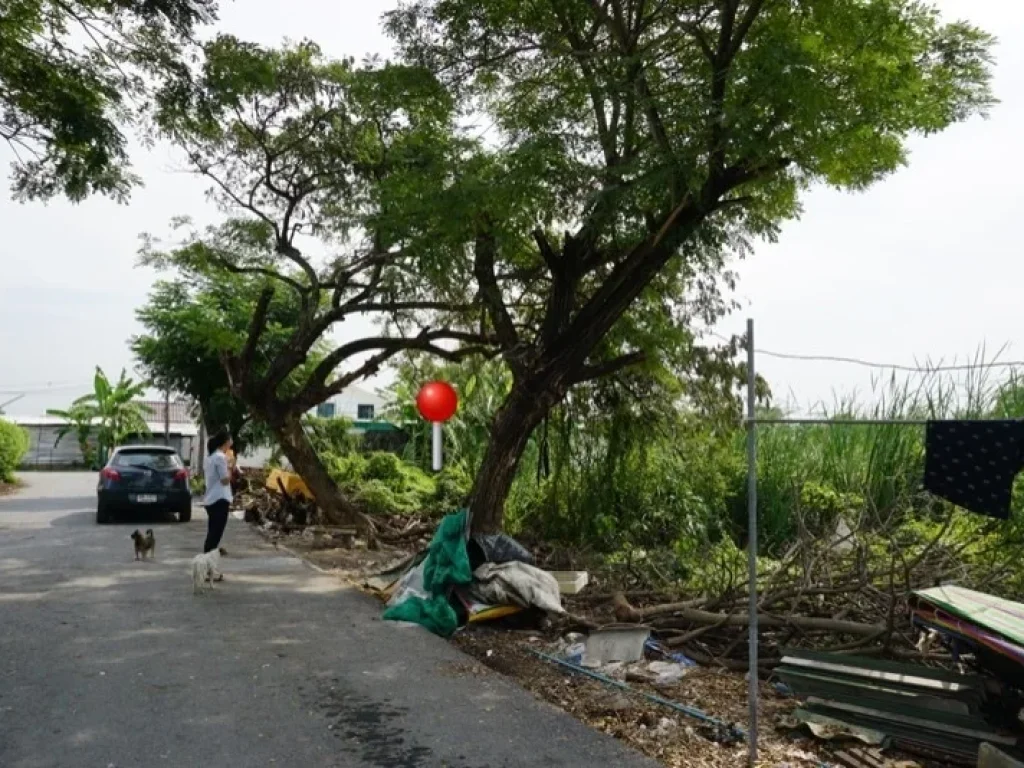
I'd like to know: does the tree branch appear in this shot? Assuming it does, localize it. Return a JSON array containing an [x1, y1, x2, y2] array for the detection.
[[240, 286, 275, 377], [570, 350, 647, 384], [474, 227, 519, 348]]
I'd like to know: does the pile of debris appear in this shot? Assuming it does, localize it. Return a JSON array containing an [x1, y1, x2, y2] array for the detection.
[[235, 467, 438, 550], [594, 513, 1012, 670], [777, 649, 1019, 765]]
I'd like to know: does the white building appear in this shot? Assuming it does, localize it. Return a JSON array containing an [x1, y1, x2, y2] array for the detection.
[[311, 384, 391, 423]]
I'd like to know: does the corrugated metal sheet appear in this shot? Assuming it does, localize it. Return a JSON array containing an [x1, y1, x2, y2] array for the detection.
[[779, 650, 1018, 765]]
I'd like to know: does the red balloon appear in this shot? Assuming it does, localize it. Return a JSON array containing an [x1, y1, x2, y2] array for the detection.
[[416, 381, 458, 422]]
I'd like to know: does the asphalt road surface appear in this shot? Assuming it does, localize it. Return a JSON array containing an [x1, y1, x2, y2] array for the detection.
[[0, 473, 655, 768]]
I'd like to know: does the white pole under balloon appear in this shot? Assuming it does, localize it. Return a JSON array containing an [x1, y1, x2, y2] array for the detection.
[[416, 381, 459, 472]]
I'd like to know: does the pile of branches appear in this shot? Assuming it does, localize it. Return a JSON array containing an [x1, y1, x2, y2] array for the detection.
[[234, 468, 437, 549], [234, 468, 322, 528], [598, 504, 1014, 671]]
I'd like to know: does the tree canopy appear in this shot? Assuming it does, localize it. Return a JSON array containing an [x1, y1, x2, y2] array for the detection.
[[383, 0, 996, 531], [144, 36, 494, 526], [132, 274, 307, 451], [0, 0, 216, 201]]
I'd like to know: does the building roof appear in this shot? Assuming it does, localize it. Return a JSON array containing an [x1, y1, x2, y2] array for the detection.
[[6, 414, 199, 437], [136, 400, 193, 425]]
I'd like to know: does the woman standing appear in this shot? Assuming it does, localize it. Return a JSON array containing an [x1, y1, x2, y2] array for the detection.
[[202, 429, 234, 566]]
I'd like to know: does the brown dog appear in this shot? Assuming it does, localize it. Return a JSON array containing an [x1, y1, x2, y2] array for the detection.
[[131, 529, 156, 561]]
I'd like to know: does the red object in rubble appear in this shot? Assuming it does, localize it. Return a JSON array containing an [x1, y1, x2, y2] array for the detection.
[[416, 381, 458, 423]]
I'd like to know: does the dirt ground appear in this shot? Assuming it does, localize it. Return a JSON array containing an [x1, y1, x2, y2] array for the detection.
[[452, 627, 835, 768], [0, 480, 22, 496], [254, 527, 933, 768]]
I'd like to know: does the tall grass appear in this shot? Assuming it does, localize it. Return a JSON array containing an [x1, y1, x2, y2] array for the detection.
[[746, 351, 1024, 551]]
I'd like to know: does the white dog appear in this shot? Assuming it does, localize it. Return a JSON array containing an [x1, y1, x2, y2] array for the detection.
[[191, 550, 221, 594]]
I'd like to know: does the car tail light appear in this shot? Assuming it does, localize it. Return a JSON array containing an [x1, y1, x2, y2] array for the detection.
[[174, 469, 189, 482], [101, 468, 121, 482]]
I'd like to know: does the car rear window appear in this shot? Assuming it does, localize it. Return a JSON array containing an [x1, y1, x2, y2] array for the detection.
[[112, 450, 182, 470]]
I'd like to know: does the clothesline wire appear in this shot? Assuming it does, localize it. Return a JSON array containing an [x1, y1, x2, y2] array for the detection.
[[707, 331, 1024, 373]]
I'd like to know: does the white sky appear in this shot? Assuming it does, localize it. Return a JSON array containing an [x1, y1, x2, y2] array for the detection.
[[1, 0, 1021, 417]]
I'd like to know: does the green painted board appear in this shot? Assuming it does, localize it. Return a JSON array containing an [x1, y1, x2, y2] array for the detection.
[[778, 668, 974, 715], [913, 586, 1024, 647]]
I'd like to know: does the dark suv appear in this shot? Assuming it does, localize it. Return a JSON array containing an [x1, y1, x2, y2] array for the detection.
[[96, 446, 193, 524]]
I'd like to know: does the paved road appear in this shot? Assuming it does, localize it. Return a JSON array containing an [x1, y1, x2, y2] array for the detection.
[[0, 473, 655, 768]]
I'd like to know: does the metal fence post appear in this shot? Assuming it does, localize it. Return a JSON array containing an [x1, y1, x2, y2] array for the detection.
[[746, 318, 759, 766]]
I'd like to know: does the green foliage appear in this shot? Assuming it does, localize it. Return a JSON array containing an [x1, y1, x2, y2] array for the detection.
[[387, 355, 517, 474], [0, 418, 29, 482], [365, 451, 403, 482], [47, 367, 150, 466], [132, 275, 300, 451], [304, 417, 360, 458], [0, 0, 215, 201], [384, 0, 995, 531]]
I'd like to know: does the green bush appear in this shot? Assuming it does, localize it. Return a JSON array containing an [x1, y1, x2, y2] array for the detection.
[[356, 479, 417, 515], [365, 452, 403, 481], [434, 463, 471, 511], [0, 419, 29, 483], [305, 417, 360, 456]]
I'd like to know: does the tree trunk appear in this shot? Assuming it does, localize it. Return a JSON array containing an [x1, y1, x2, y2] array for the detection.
[[273, 414, 368, 531], [468, 390, 549, 533]]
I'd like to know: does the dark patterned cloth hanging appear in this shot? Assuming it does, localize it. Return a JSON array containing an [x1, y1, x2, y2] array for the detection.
[[923, 420, 1024, 520]]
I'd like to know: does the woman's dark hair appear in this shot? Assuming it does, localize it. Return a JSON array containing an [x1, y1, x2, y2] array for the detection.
[[207, 429, 231, 456]]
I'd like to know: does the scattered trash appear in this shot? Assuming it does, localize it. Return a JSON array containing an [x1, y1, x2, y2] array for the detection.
[[644, 638, 696, 667], [564, 642, 587, 665], [549, 570, 589, 595], [648, 660, 688, 686], [585, 625, 651, 664], [526, 647, 745, 742], [773, 681, 794, 698]]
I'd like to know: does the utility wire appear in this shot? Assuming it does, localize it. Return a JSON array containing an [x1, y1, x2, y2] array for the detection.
[[707, 332, 1024, 373], [0, 383, 91, 395]]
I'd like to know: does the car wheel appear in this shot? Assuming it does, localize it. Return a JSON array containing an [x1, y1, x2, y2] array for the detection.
[[178, 506, 192, 523], [97, 503, 114, 524]]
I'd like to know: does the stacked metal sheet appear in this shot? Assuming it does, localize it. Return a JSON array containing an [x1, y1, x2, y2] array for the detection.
[[777, 649, 1018, 765]]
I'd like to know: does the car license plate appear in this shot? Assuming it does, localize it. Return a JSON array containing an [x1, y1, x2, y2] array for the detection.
[[135, 494, 158, 503]]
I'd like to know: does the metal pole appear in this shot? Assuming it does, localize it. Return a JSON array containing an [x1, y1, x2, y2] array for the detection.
[[163, 390, 171, 446], [431, 421, 442, 472], [746, 318, 758, 766]]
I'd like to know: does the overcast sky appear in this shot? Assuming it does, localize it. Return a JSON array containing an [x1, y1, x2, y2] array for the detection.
[[1, 0, 1021, 417]]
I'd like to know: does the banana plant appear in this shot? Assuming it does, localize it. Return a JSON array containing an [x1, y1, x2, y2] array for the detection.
[[49, 367, 152, 467]]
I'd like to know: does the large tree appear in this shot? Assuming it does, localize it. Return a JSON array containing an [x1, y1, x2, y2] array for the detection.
[[131, 275, 303, 453], [386, 0, 996, 532], [1, 0, 216, 201], [144, 37, 489, 528]]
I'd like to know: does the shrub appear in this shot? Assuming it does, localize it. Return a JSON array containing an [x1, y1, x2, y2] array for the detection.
[[434, 463, 471, 512], [365, 452, 403, 481], [0, 419, 29, 482]]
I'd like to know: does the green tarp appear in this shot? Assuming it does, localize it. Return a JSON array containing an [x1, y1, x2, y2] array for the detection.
[[913, 585, 1024, 647], [382, 509, 472, 637]]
